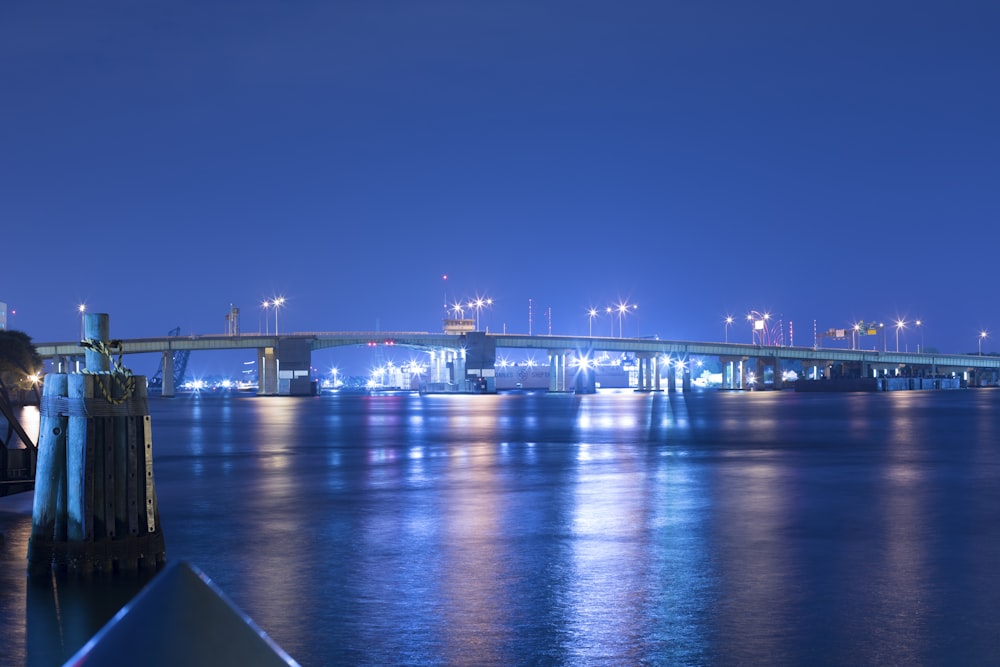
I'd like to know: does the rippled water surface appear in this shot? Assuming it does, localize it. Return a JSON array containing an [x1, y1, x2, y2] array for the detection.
[[4, 389, 1000, 665]]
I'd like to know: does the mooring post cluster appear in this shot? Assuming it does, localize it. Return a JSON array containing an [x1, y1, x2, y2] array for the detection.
[[28, 313, 166, 575]]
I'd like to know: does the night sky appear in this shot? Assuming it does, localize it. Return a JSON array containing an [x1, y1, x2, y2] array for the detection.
[[3, 2, 998, 375]]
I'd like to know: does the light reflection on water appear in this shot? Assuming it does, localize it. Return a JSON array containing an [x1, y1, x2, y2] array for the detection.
[[4, 390, 1000, 665]]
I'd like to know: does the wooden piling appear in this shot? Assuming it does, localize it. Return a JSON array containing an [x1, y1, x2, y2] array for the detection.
[[28, 314, 166, 575], [28, 374, 68, 573]]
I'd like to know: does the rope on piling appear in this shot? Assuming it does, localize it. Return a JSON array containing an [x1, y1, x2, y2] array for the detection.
[[81, 338, 136, 405]]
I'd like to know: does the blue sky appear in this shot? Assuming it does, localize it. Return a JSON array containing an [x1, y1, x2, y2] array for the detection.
[[2, 1, 998, 374]]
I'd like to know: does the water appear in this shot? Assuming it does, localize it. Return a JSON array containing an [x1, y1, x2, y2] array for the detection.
[[4, 388, 1000, 666]]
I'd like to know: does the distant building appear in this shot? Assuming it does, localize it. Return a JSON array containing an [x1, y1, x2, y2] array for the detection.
[[442, 318, 474, 335]]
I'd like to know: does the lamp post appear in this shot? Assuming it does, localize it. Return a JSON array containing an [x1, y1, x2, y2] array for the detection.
[[78, 304, 86, 340], [615, 301, 634, 338], [261, 300, 271, 335], [724, 315, 733, 343], [467, 296, 492, 331], [894, 318, 905, 353], [979, 330, 988, 355], [273, 296, 285, 335], [605, 306, 614, 336], [588, 308, 598, 337], [852, 323, 860, 350], [746, 310, 770, 346], [916, 319, 923, 353]]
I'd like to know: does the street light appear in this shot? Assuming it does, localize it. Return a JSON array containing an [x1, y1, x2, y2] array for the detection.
[[78, 303, 86, 339], [615, 300, 635, 338], [915, 319, 923, 353], [894, 318, 906, 353], [724, 315, 733, 343], [746, 310, 770, 346], [980, 330, 988, 355], [587, 307, 599, 336], [273, 296, 285, 334], [605, 306, 614, 336], [261, 299, 271, 335], [468, 296, 492, 331], [852, 323, 861, 350]]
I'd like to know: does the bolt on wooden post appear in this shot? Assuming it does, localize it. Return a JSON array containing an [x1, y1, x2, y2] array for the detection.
[[28, 313, 166, 575]]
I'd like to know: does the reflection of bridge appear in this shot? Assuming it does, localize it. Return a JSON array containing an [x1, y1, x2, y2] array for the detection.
[[35, 331, 1000, 396]]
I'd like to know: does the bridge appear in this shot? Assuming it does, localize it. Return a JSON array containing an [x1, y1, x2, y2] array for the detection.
[[34, 330, 1000, 396]]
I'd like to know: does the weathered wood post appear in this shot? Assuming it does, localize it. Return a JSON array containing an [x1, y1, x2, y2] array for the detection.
[[28, 313, 166, 575]]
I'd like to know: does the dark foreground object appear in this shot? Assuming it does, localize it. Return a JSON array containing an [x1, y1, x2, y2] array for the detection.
[[65, 560, 299, 666]]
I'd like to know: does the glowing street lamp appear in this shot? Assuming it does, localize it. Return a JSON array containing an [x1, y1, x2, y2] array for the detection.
[[615, 300, 635, 338], [77, 303, 86, 340], [724, 315, 733, 343], [587, 307, 599, 337], [261, 299, 271, 335], [979, 330, 988, 355], [746, 310, 770, 345], [915, 319, 923, 353], [468, 296, 492, 331], [605, 306, 614, 336], [852, 323, 861, 350], [894, 318, 906, 353], [273, 296, 285, 335]]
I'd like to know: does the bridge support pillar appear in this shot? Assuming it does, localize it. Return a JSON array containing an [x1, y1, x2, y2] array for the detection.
[[682, 364, 691, 392], [654, 356, 662, 391], [258, 347, 277, 395], [548, 351, 568, 392], [722, 359, 734, 389], [162, 352, 174, 398], [453, 350, 466, 388], [429, 350, 443, 384], [772, 358, 783, 390], [635, 354, 657, 391], [667, 364, 677, 393]]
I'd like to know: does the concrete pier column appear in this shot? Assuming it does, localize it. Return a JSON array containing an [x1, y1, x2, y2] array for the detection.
[[162, 352, 175, 398], [682, 363, 691, 392], [453, 350, 466, 389], [430, 350, 444, 384], [548, 351, 566, 392], [654, 356, 661, 391], [667, 364, 677, 393], [772, 358, 783, 390], [258, 347, 277, 395]]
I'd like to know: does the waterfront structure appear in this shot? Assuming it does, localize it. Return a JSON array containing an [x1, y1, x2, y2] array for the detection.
[[33, 327, 1000, 396]]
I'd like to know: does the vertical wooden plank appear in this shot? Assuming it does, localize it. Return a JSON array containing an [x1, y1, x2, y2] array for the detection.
[[83, 378, 96, 543], [66, 374, 87, 541], [143, 414, 156, 533], [127, 415, 139, 536], [28, 374, 68, 570], [113, 377, 128, 540], [103, 413, 116, 540]]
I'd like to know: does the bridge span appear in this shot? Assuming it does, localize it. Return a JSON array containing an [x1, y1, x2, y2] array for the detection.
[[34, 330, 1000, 396]]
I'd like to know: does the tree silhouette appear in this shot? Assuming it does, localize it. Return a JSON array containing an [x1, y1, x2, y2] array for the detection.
[[0, 330, 43, 403]]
